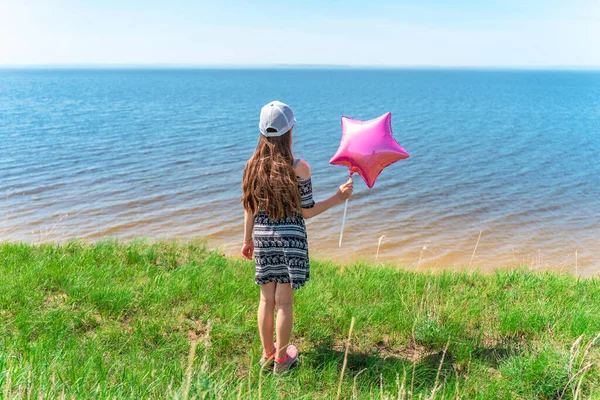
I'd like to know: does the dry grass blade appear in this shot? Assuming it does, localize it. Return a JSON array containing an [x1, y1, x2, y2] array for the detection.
[[166, 377, 174, 397], [246, 358, 252, 400], [49, 372, 57, 400], [429, 338, 450, 400], [27, 368, 33, 398], [574, 373, 586, 400], [416, 242, 430, 267], [560, 362, 595, 399], [258, 365, 263, 400], [468, 230, 483, 269], [410, 360, 417, 400], [237, 381, 243, 400], [398, 369, 407, 400], [34, 214, 68, 244], [3, 365, 12, 399], [578, 332, 600, 371], [337, 317, 356, 400], [352, 368, 368, 400], [183, 340, 198, 400], [569, 335, 585, 375], [376, 235, 386, 261], [201, 320, 213, 373], [454, 367, 460, 400], [567, 335, 583, 375]]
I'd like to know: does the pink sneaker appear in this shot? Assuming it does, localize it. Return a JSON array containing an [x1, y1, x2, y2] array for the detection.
[[274, 345, 298, 375], [259, 347, 276, 369]]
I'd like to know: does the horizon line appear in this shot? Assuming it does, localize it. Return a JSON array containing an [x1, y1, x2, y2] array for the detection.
[[1, 63, 600, 71]]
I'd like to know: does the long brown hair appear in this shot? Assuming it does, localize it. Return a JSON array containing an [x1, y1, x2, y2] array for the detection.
[[242, 130, 301, 220]]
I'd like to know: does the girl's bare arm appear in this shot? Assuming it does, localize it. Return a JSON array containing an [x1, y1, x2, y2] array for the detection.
[[302, 192, 345, 219], [243, 209, 254, 243], [295, 160, 353, 220]]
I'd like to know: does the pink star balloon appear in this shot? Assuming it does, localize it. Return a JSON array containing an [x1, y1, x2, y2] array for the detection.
[[330, 112, 410, 188]]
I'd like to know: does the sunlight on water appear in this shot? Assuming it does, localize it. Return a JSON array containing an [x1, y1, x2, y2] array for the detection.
[[1, 69, 599, 274]]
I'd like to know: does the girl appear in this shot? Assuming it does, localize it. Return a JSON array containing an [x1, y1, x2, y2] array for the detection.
[[241, 101, 353, 374]]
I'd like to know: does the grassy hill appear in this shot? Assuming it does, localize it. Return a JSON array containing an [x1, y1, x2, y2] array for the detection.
[[1, 240, 599, 399]]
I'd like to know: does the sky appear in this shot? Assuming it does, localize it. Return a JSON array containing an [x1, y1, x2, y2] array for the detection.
[[1, 0, 599, 67]]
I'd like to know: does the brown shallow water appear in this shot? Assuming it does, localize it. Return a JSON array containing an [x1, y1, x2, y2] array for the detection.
[[204, 201, 599, 276], [2, 188, 598, 276]]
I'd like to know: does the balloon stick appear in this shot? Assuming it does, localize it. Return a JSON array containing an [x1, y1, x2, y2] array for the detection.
[[339, 198, 348, 248], [338, 172, 353, 247]]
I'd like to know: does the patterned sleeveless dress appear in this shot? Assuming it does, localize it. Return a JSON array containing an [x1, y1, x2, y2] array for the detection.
[[253, 159, 315, 290]]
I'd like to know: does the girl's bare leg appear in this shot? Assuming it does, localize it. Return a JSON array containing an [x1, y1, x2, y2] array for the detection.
[[258, 282, 277, 356], [274, 282, 294, 360]]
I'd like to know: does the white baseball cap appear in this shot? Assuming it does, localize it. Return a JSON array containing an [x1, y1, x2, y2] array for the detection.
[[259, 100, 296, 137]]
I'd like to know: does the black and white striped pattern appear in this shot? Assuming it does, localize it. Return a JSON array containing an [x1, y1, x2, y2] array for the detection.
[[253, 177, 315, 290]]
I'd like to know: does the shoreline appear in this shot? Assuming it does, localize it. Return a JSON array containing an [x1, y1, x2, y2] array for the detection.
[[2, 236, 595, 277]]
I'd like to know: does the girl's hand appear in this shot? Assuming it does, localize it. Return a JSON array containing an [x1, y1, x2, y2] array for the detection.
[[336, 178, 354, 202], [241, 241, 254, 260]]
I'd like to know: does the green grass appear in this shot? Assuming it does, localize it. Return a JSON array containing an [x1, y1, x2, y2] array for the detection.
[[1, 240, 599, 399]]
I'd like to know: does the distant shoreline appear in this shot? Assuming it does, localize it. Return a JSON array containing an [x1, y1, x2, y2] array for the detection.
[[1, 64, 600, 71]]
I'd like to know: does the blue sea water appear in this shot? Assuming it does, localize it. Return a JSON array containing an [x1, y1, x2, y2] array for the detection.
[[0, 68, 599, 273]]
